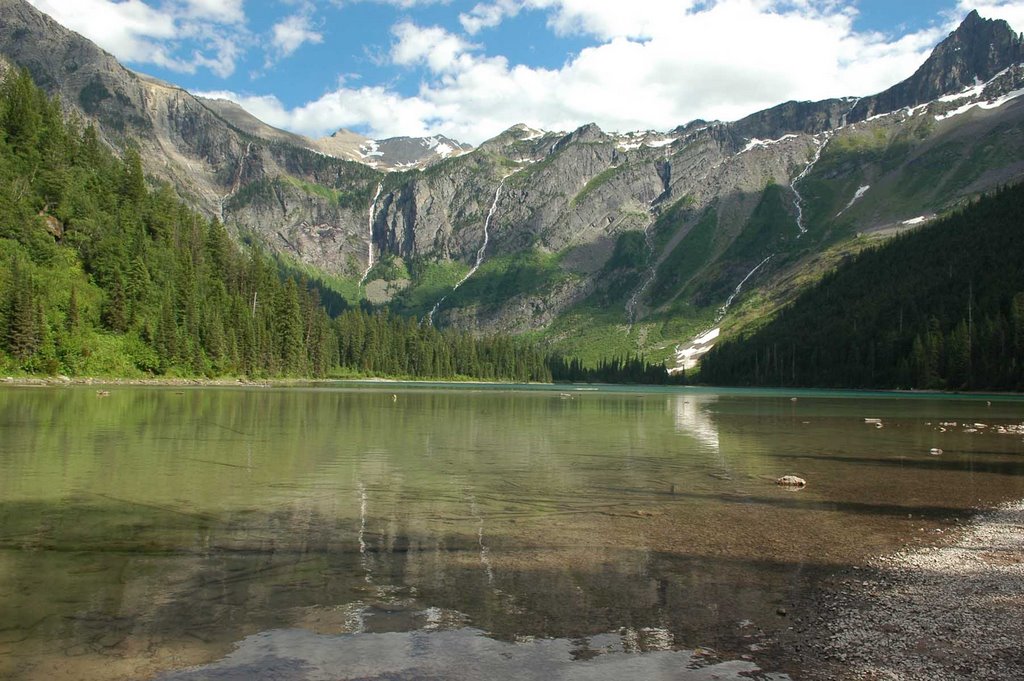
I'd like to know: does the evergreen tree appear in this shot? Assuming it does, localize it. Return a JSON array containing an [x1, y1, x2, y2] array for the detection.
[[5, 261, 39, 361], [66, 285, 79, 332]]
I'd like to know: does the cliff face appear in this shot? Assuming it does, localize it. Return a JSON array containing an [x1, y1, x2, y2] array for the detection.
[[850, 10, 1024, 122], [3, 0, 1024, 357], [0, 0, 380, 278]]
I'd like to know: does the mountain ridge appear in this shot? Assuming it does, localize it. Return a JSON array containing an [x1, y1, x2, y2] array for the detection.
[[2, 0, 1023, 368]]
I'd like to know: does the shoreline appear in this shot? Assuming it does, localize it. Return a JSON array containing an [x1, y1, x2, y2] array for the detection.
[[1, 375, 282, 387], [781, 499, 1024, 680], [3, 375, 1024, 398], [0, 375, 526, 388]]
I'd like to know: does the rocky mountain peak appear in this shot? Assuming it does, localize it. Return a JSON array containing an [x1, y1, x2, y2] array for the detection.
[[552, 122, 608, 152], [849, 11, 1024, 122], [476, 123, 558, 157], [929, 9, 1022, 77]]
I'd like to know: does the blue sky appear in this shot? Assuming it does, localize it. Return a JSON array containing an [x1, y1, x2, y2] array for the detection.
[[26, 1, 1024, 143]]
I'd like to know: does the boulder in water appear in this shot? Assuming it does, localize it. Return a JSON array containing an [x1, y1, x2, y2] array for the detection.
[[776, 475, 806, 487]]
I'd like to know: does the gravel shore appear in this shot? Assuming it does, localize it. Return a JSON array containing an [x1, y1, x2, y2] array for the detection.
[[802, 500, 1024, 680]]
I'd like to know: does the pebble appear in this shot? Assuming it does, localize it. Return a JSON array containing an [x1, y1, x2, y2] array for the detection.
[[800, 500, 1024, 680]]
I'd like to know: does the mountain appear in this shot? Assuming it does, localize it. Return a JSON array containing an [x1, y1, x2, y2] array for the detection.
[[0, 65, 556, 381], [698, 183, 1024, 390], [2, 0, 1023, 370], [186, 96, 472, 172], [849, 10, 1024, 123], [313, 130, 473, 170], [192, 97, 473, 171]]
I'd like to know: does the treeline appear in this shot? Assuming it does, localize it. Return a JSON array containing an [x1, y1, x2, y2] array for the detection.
[[700, 183, 1024, 390], [549, 354, 680, 384], [0, 68, 551, 382], [335, 308, 550, 382]]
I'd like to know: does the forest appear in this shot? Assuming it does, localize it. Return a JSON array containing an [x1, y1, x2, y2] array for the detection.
[[549, 354, 679, 384], [699, 183, 1024, 390], [0, 68, 555, 382]]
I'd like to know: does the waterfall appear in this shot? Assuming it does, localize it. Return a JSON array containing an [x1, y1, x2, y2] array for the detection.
[[791, 97, 860, 236], [359, 182, 384, 286], [218, 141, 254, 224], [626, 159, 672, 329], [790, 136, 827, 236], [428, 178, 506, 325], [715, 254, 772, 323]]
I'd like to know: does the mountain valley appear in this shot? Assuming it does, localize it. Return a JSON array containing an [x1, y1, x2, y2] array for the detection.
[[1, 0, 1023, 373]]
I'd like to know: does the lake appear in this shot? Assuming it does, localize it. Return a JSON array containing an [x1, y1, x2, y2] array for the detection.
[[1, 384, 1023, 680]]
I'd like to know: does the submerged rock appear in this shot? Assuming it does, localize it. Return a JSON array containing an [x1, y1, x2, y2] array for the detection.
[[776, 475, 807, 487]]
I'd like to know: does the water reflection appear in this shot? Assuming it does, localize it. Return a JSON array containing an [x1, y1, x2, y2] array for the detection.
[[157, 627, 789, 681], [671, 394, 720, 452], [1, 385, 1023, 680]]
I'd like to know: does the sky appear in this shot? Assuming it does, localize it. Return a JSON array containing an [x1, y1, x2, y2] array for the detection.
[[24, 0, 1024, 144]]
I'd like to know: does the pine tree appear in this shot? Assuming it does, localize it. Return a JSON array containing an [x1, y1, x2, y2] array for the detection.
[[66, 285, 79, 332], [6, 267, 39, 361], [102, 274, 128, 332], [275, 278, 305, 374]]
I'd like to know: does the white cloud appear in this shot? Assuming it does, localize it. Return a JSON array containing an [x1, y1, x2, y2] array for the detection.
[[537, 0, 700, 39], [182, 0, 245, 24], [391, 22, 478, 72], [219, 1, 967, 144], [271, 13, 324, 61], [48, 0, 1024, 145], [460, 0, 522, 34], [460, 0, 702, 38], [26, 0, 246, 76], [196, 87, 444, 139], [354, 0, 450, 6]]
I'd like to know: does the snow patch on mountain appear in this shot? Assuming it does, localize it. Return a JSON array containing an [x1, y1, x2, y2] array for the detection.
[[359, 140, 383, 158], [670, 327, 720, 374], [740, 134, 798, 154], [612, 131, 678, 152], [513, 124, 547, 141], [836, 185, 870, 217], [935, 86, 1024, 121], [938, 76, 987, 102]]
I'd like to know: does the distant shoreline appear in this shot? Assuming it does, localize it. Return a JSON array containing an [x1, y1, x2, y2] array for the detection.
[[2, 376, 1023, 397], [0, 375, 531, 388]]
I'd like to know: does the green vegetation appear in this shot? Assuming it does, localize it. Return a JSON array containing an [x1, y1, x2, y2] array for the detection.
[[270, 250, 362, 315], [649, 206, 717, 305], [895, 139, 965, 202], [446, 249, 566, 311], [934, 119, 1024, 198], [570, 165, 624, 207], [390, 260, 469, 318], [334, 307, 551, 381], [700, 183, 1024, 390], [720, 184, 794, 262], [604, 231, 648, 271], [265, 140, 380, 210], [281, 175, 345, 206], [365, 253, 410, 283], [549, 353, 678, 384], [0, 68, 552, 383], [650, 195, 696, 251], [801, 115, 1024, 237], [542, 311, 635, 363]]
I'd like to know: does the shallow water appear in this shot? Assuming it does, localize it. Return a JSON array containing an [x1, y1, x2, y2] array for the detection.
[[1, 384, 1022, 679]]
